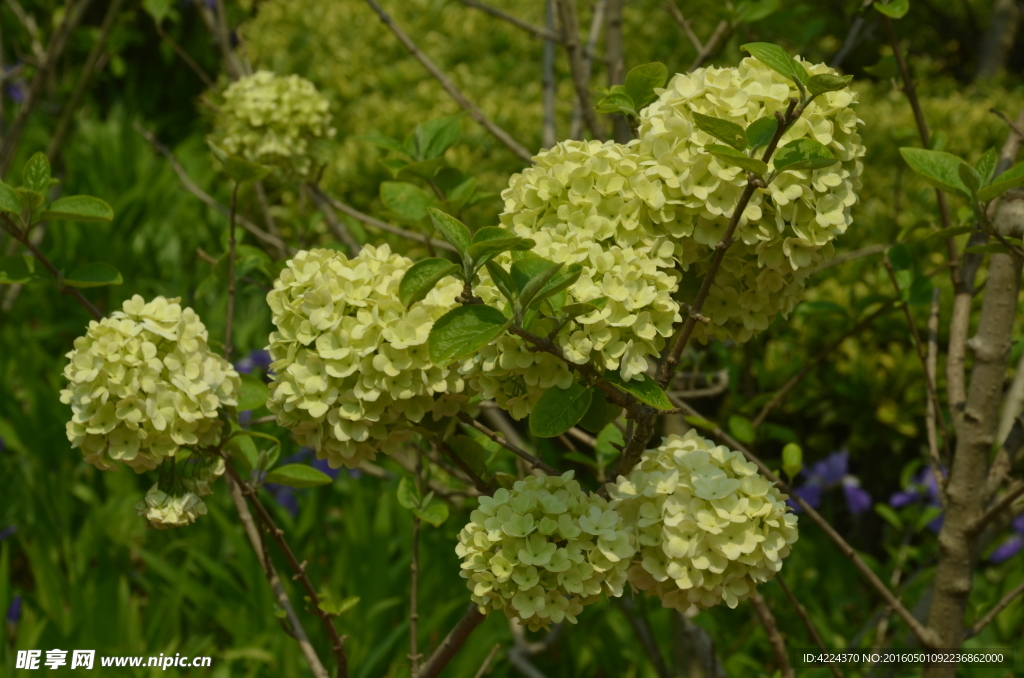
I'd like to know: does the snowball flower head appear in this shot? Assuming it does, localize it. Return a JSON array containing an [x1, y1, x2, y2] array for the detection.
[[134, 483, 208, 530], [609, 430, 798, 611], [266, 245, 469, 469], [456, 471, 635, 631], [463, 140, 682, 418], [61, 296, 241, 472], [214, 70, 335, 179], [636, 56, 865, 343]]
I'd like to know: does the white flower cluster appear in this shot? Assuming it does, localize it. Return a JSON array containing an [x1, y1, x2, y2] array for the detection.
[[61, 296, 241, 472], [215, 70, 335, 179], [135, 483, 208, 530], [456, 472, 635, 630], [462, 140, 682, 419], [610, 431, 798, 611], [637, 57, 865, 343], [266, 245, 469, 469]]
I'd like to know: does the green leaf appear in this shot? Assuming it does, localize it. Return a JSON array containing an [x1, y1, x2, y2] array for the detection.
[[381, 182, 435, 222], [414, 503, 449, 527], [16, 188, 44, 212], [484, 260, 517, 305], [873, 0, 909, 19], [957, 161, 981, 195], [624, 62, 669, 109], [561, 302, 599, 318], [728, 415, 756, 444], [517, 262, 564, 317], [603, 372, 674, 411], [352, 134, 410, 156], [396, 157, 447, 182], [142, 0, 174, 22], [222, 155, 271, 183], [238, 373, 270, 411], [915, 505, 943, 532], [692, 112, 748, 151], [874, 504, 904, 530], [887, 243, 912, 271], [781, 442, 803, 481], [229, 436, 259, 475], [741, 42, 808, 84], [595, 92, 637, 117], [264, 464, 333, 488], [899, 148, 971, 199], [379, 158, 409, 178], [595, 423, 624, 464], [399, 258, 461, 307], [427, 207, 472, 256], [745, 117, 779, 149], [64, 262, 122, 288], [684, 415, 717, 431], [705, 144, 768, 176], [577, 389, 623, 433], [529, 382, 593, 438], [563, 451, 598, 469], [977, 160, 1024, 202], [806, 73, 853, 97], [0, 255, 35, 284], [975, 147, 998, 186], [510, 256, 557, 294], [39, 195, 114, 223], [0, 182, 22, 214], [397, 476, 419, 509], [471, 226, 511, 244], [964, 243, 1014, 255], [22, 152, 50, 194], [428, 304, 510, 366], [415, 116, 462, 160], [447, 434, 492, 480], [773, 139, 838, 172], [864, 56, 898, 79], [529, 265, 582, 310], [923, 225, 974, 241], [318, 595, 360, 616], [466, 237, 536, 269], [895, 269, 914, 300]]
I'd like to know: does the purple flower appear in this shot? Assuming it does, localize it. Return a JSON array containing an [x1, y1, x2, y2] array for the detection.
[[1012, 512, 1024, 535], [812, 450, 849, 486], [238, 410, 253, 426], [311, 456, 340, 480], [788, 449, 871, 515], [842, 480, 873, 515], [791, 482, 824, 510], [990, 535, 1023, 564], [234, 349, 272, 375], [0, 525, 16, 541], [889, 489, 920, 508], [5, 595, 20, 624]]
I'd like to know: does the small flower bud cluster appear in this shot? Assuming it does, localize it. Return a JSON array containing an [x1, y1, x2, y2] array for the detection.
[[609, 431, 799, 611], [135, 483, 208, 530], [214, 70, 335, 179], [61, 296, 241, 472], [456, 471, 635, 630], [266, 245, 469, 469], [637, 57, 865, 343], [462, 140, 682, 419]]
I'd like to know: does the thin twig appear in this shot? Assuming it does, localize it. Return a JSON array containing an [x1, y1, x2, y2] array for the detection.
[[750, 591, 794, 678], [362, 0, 533, 163], [410, 457, 423, 674], [455, 0, 561, 41], [436, 439, 493, 495], [966, 579, 1024, 638], [616, 597, 671, 678], [969, 481, 1024, 535], [554, 0, 605, 140], [415, 605, 487, 678], [775, 576, 843, 678], [926, 287, 942, 476], [990, 108, 1024, 139], [568, 0, 605, 140], [197, 247, 268, 291], [542, 0, 558, 148], [154, 21, 214, 87], [811, 243, 887, 273], [472, 643, 501, 678], [566, 426, 596, 448], [308, 184, 361, 254], [224, 183, 240, 363], [459, 414, 560, 475]]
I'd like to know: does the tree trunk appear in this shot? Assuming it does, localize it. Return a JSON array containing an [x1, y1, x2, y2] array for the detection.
[[975, 0, 1021, 80]]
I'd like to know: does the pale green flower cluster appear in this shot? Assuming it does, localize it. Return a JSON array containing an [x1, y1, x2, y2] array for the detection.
[[266, 245, 469, 469], [61, 296, 241, 472], [215, 70, 335, 179], [456, 471, 635, 631], [461, 140, 682, 419], [609, 431, 799, 611], [637, 57, 865, 343], [135, 483, 208, 530]]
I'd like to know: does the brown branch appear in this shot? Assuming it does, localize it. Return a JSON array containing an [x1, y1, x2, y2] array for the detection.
[[604, 0, 630, 143], [966, 579, 1024, 638], [436, 439, 493, 495], [455, 0, 561, 41], [410, 459, 423, 674], [542, 0, 558, 148], [750, 591, 794, 678], [752, 300, 896, 428], [926, 287, 944, 482], [554, 0, 605, 141], [307, 184, 361, 254], [568, 0, 605, 140], [197, 247, 268, 291], [362, 0, 533, 163], [775, 576, 843, 678], [459, 413, 560, 475], [969, 480, 1024, 535], [472, 643, 501, 678], [224, 463, 350, 677], [616, 597, 671, 678], [415, 605, 487, 678], [811, 243, 887, 274]]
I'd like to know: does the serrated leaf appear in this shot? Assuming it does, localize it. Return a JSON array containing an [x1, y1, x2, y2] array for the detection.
[[64, 262, 122, 288], [873, 0, 909, 19], [40, 195, 114, 223], [957, 161, 981, 195], [397, 476, 419, 509], [0, 182, 22, 214], [624, 62, 668, 109], [529, 382, 593, 438], [352, 134, 410, 156], [414, 503, 449, 527], [399, 258, 461, 307], [595, 92, 637, 117], [923, 225, 974, 241], [264, 464, 333, 488], [381, 181, 435, 223], [427, 207, 472, 256], [741, 42, 808, 84], [22, 152, 50, 194], [728, 414, 756, 444], [806, 73, 853, 97], [578, 389, 622, 433], [428, 304, 510, 365], [705, 144, 769, 176], [773, 139, 838, 172], [238, 373, 270, 411], [899, 148, 971, 199], [745, 117, 778, 149], [603, 372, 673, 410], [0, 255, 35, 284], [975, 147, 998, 186], [781, 442, 803, 481], [693, 112, 747, 151], [977, 160, 1024, 202]]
